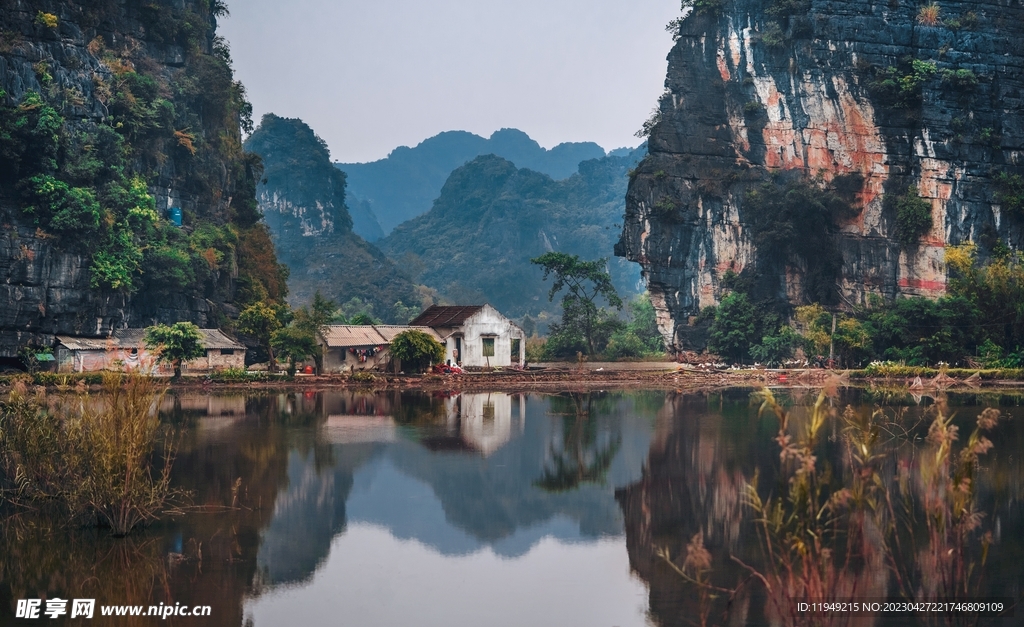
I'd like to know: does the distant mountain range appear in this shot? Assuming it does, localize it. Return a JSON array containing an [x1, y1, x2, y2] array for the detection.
[[337, 128, 630, 238], [379, 148, 646, 319], [244, 114, 417, 318], [248, 115, 644, 322]]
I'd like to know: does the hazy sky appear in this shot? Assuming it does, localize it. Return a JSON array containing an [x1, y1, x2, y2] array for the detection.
[[219, 0, 681, 163]]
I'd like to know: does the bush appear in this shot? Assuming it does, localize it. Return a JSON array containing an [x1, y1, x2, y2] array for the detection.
[[605, 331, 647, 360], [0, 372, 182, 535], [350, 371, 376, 383], [390, 330, 444, 373], [890, 186, 932, 248]]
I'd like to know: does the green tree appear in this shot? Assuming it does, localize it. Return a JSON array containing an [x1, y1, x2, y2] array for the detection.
[[390, 330, 445, 373], [708, 292, 758, 363], [237, 302, 285, 372], [144, 322, 205, 378], [291, 291, 336, 373], [532, 252, 623, 356], [270, 326, 317, 376]]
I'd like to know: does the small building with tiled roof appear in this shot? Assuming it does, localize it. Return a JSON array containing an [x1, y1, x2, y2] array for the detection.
[[55, 328, 245, 374], [317, 325, 444, 373], [410, 304, 524, 369]]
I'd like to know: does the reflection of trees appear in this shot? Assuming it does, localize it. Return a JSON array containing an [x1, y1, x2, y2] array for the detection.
[[617, 389, 1024, 627], [0, 520, 175, 627], [535, 392, 622, 493]]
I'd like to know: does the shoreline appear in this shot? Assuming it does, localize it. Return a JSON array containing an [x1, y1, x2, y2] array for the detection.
[[6, 365, 1024, 394]]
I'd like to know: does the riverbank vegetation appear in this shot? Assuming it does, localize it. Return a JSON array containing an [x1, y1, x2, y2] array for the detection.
[[530, 251, 665, 361], [703, 244, 1024, 368], [0, 371, 182, 535]]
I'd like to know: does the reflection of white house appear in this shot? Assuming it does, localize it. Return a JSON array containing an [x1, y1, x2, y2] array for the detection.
[[445, 392, 525, 456], [410, 305, 525, 369], [322, 415, 399, 444]]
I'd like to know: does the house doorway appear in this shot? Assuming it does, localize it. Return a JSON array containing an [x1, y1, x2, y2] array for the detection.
[[454, 336, 462, 365]]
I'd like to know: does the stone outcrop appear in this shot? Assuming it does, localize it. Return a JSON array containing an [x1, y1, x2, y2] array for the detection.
[[617, 0, 1024, 352], [0, 0, 260, 356]]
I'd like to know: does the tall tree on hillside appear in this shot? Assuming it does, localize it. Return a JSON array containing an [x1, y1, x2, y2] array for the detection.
[[532, 252, 622, 356]]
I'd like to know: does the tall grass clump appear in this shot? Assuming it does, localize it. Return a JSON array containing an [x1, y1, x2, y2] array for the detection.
[[0, 371, 182, 535], [659, 389, 1004, 626]]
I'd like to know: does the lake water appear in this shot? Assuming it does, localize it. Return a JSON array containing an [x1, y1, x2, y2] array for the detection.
[[1, 388, 1022, 626]]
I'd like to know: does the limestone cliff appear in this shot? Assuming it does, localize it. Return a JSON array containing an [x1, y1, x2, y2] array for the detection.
[[0, 0, 280, 357], [617, 0, 1024, 352], [245, 114, 417, 321]]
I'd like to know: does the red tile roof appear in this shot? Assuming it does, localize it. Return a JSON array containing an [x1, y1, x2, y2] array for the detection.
[[409, 305, 484, 328]]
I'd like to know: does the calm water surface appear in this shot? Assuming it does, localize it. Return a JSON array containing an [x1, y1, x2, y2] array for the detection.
[[1, 388, 1022, 626]]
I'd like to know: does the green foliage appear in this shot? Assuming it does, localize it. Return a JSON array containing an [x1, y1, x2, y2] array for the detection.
[[144, 322, 206, 378], [350, 370, 376, 383], [743, 173, 862, 304], [604, 331, 648, 360], [21, 174, 102, 235], [743, 100, 765, 115], [766, 0, 811, 17], [533, 252, 623, 356], [390, 330, 445, 373], [863, 296, 981, 365], [940, 68, 979, 91], [680, 0, 723, 16], [889, 186, 932, 248], [270, 325, 316, 376], [237, 301, 285, 370], [749, 326, 799, 366], [708, 292, 758, 363], [761, 22, 786, 47], [867, 57, 937, 109], [0, 0, 282, 307], [994, 171, 1024, 217], [35, 12, 58, 28]]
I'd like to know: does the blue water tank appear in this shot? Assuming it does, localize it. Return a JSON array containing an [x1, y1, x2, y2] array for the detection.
[[169, 207, 183, 226]]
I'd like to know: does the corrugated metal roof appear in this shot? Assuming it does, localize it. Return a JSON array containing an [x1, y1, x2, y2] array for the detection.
[[409, 305, 484, 328], [113, 328, 244, 350], [58, 329, 244, 351], [320, 326, 388, 348], [373, 325, 443, 342], [56, 336, 119, 351]]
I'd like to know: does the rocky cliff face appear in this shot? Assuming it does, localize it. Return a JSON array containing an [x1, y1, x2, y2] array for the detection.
[[0, 0, 274, 357], [617, 0, 1024, 352], [245, 114, 418, 320]]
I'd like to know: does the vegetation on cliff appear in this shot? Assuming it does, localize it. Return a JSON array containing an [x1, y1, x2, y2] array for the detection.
[[703, 245, 1024, 367], [0, 0, 287, 314]]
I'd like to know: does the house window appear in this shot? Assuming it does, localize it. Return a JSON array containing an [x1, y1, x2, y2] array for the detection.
[[220, 349, 235, 355], [482, 337, 495, 357]]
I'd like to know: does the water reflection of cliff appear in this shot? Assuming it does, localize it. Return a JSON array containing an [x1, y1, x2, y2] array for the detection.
[[251, 391, 654, 588], [616, 389, 1024, 627]]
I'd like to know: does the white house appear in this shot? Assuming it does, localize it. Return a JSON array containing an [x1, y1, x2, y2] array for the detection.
[[410, 305, 525, 368]]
